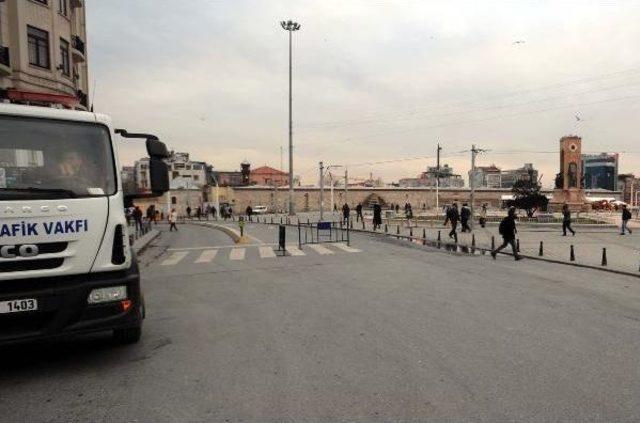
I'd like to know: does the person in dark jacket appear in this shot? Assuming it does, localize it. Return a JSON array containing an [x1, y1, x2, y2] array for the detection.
[[491, 207, 521, 260], [246, 205, 253, 219], [342, 203, 350, 225], [562, 204, 575, 236], [356, 203, 363, 222], [621, 204, 633, 235], [186, 206, 192, 219], [373, 203, 382, 230], [460, 203, 471, 232], [444, 203, 459, 241]]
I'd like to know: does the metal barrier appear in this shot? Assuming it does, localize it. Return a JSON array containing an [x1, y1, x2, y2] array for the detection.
[[297, 221, 350, 248]]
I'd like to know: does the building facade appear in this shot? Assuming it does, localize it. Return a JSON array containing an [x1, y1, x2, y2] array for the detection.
[[132, 151, 207, 193], [399, 164, 464, 188], [582, 153, 618, 191], [470, 163, 538, 189], [250, 165, 288, 187], [0, 0, 89, 109], [618, 173, 640, 205]]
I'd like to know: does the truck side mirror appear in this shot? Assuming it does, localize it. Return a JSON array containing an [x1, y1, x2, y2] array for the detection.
[[147, 138, 169, 159], [149, 158, 169, 194]]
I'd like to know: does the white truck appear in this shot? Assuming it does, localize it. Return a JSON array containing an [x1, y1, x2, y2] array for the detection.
[[0, 104, 169, 345]]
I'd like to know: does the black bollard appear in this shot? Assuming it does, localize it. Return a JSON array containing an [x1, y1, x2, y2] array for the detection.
[[471, 234, 476, 248], [271, 217, 273, 224], [409, 227, 413, 237], [601, 248, 607, 266], [396, 225, 400, 239], [539, 241, 544, 257], [280, 217, 283, 224], [385, 224, 388, 233], [438, 230, 441, 242], [570, 245, 575, 262], [362, 220, 365, 230], [516, 239, 520, 253], [491, 236, 495, 250], [423, 228, 427, 246]]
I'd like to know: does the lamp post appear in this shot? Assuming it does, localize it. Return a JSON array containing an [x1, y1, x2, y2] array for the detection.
[[281, 19, 301, 216]]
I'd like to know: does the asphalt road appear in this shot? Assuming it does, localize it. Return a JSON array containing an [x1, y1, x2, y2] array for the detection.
[[1, 222, 640, 422]]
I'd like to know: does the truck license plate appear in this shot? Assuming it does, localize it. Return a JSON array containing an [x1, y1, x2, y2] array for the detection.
[[0, 299, 38, 314]]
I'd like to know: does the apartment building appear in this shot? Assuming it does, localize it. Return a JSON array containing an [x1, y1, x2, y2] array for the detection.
[[133, 152, 207, 193], [0, 0, 89, 109], [582, 153, 618, 191]]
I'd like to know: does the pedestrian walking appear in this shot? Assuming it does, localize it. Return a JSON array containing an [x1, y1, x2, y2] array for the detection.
[[562, 204, 575, 236], [342, 203, 350, 225], [444, 203, 459, 241], [621, 204, 633, 235], [196, 207, 202, 220], [373, 203, 382, 230], [356, 203, 363, 222], [246, 205, 253, 219], [211, 205, 217, 220], [491, 207, 521, 260], [169, 208, 178, 231], [186, 206, 192, 219], [479, 203, 487, 228], [404, 202, 413, 219], [395, 204, 400, 214], [133, 206, 143, 232], [460, 203, 471, 232]]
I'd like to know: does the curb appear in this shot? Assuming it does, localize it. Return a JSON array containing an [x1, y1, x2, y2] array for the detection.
[[133, 229, 159, 254], [194, 222, 252, 244]]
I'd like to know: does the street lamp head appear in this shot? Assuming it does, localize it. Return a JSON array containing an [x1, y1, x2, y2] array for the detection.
[[280, 19, 301, 31]]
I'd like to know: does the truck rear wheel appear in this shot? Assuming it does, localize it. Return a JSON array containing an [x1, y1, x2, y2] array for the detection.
[[113, 326, 142, 344]]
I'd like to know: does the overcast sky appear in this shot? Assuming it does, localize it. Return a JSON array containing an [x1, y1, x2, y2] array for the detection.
[[88, 0, 640, 187]]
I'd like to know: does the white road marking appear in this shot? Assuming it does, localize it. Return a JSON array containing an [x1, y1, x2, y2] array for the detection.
[[285, 246, 306, 256], [259, 246, 277, 258], [167, 243, 277, 251], [308, 244, 334, 255], [229, 248, 246, 260], [195, 249, 218, 263], [161, 251, 188, 266], [332, 243, 362, 253]]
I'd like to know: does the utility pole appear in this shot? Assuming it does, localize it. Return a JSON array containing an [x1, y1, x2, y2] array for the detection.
[[436, 143, 442, 214], [329, 171, 334, 213], [319, 161, 324, 221], [344, 168, 349, 206], [281, 20, 300, 216], [470, 144, 487, 229]]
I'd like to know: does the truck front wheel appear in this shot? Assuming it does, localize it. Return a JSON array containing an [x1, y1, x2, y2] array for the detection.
[[113, 326, 142, 344]]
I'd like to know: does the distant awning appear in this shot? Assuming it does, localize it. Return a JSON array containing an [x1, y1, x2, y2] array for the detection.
[[6, 90, 79, 109], [585, 196, 616, 203]]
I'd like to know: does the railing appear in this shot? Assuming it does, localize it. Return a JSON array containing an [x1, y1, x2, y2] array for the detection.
[[0, 46, 10, 67], [72, 36, 85, 55]]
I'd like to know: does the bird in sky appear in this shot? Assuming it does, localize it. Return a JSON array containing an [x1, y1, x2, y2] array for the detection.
[[512, 40, 526, 45], [575, 113, 582, 122]]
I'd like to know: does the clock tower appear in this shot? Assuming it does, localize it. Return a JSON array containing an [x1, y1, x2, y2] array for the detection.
[[551, 135, 587, 211]]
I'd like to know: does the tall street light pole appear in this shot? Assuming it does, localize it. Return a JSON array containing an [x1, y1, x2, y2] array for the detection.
[[281, 19, 300, 216]]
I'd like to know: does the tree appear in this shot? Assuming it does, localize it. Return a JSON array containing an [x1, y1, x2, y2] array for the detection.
[[509, 177, 548, 217]]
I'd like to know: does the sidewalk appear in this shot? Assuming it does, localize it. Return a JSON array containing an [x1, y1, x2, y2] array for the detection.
[[248, 212, 640, 276]]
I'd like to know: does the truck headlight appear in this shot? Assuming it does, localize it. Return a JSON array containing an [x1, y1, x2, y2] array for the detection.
[[87, 286, 128, 304]]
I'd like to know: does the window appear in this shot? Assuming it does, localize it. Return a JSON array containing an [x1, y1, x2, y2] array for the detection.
[[58, 0, 68, 16], [33, 0, 48, 4], [59, 38, 70, 76], [171, 196, 177, 205], [28, 26, 50, 69]]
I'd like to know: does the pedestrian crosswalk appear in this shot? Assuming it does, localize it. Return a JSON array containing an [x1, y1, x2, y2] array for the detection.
[[160, 243, 360, 266]]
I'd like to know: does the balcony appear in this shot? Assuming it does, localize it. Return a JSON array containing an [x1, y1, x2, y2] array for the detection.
[[72, 36, 85, 62], [77, 90, 88, 109], [0, 46, 10, 76]]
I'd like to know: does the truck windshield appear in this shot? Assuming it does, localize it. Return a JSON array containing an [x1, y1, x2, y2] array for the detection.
[[0, 115, 116, 200]]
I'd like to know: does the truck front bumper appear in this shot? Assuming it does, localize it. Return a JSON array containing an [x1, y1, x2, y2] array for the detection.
[[0, 262, 142, 346]]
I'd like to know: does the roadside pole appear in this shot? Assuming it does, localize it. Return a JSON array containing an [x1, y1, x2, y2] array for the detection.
[[319, 161, 324, 221], [470, 144, 476, 229], [345, 168, 348, 206]]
